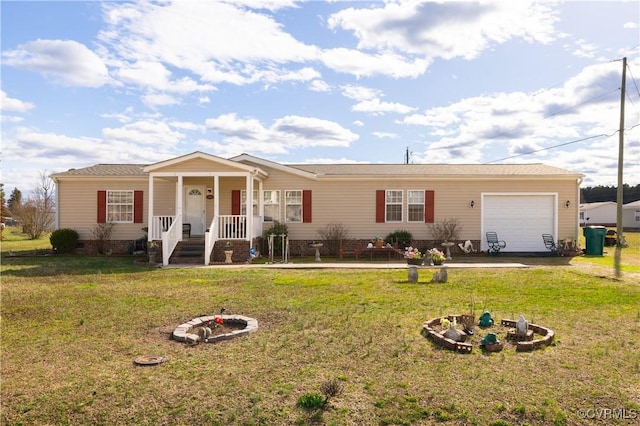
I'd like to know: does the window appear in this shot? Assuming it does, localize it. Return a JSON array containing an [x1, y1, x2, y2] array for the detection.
[[285, 190, 302, 223], [635, 210, 640, 223], [386, 190, 403, 222], [107, 190, 133, 222], [407, 190, 425, 222], [263, 190, 280, 222], [241, 190, 259, 216]]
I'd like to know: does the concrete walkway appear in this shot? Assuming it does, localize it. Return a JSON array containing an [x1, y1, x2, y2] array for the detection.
[[167, 261, 528, 269]]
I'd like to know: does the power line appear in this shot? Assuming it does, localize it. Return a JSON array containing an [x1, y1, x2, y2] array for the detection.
[[626, 63, 640, 101], [484, 123, 640, 164], [483, 134, 607, 164], [543, 88, 620, 119]]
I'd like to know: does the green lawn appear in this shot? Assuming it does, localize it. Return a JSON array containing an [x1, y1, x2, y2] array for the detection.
[[1, 228, 639, 425]]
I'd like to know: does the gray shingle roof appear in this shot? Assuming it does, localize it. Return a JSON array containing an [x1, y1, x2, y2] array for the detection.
[[288, 163, 580, 177], [51, 164, 147, 177], [51, 160, 581, 180]]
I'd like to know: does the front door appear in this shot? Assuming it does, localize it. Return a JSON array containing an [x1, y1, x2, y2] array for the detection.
[[184, 186, 205, 236]]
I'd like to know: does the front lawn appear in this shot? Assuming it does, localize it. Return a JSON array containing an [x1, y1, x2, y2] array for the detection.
[[1, 243, 639, 425]]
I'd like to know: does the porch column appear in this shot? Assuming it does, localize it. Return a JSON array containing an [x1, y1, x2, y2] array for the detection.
[[177, 175, 183, 229], [147, 174, 154, 242], [214, 175, 219, 217], [246, 173, 253, 241]]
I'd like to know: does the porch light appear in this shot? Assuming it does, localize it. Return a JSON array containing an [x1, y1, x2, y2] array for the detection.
[[469, 200, 475, 208], [565, 200, 570, 208]]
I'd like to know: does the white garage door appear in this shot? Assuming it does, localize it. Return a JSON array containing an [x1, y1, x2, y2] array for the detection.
[[482, 194, 556, 252]]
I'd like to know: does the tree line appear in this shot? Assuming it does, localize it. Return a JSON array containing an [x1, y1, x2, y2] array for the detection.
[[580, 184, 640, 204]]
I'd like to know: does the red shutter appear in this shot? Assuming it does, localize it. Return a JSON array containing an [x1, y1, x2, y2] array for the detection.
[[375, 190, 385, 223], [231, 190, 241, 215], [134, 191, 143, 223], [97, 190, 106, 223], [425, 190, 435, 223], [303, 190, 312, 223]]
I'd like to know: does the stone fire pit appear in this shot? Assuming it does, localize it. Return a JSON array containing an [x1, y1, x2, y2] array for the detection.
[[172, 314, 258, 344]]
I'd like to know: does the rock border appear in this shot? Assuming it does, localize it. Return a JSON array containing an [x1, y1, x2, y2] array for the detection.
[[421, 315, 554, 353], [172, 314, 258, 344]]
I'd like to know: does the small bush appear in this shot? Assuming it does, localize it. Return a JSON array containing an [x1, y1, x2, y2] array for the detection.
[[50, 228, 80, 253], [263, 221, 289, 254], [296, 393, 324, 409], [385, 229, 413, 248], [317, 221, 350, 255], [428, 217, 462, 242], [91, 222, 115, 254]]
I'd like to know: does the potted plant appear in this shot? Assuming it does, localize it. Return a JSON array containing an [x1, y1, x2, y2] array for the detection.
[[147, 241, 158, 264], [403, 246, 423, 265], [372, 236, 384, 248], [224, 241, 233, 264], [428, 248, 446, 265]]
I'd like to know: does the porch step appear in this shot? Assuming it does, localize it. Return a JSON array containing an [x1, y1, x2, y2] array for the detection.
[[170, 239, 205, 264]]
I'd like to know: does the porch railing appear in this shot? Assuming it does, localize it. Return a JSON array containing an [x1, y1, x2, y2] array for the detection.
[[151, 215, 176, 240], [217, 215, 248, 239], [204, 215, 218, 266], [161, 214, 182, 266]]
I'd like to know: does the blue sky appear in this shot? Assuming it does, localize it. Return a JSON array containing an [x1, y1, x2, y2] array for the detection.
[[1, 0, 639, 194]]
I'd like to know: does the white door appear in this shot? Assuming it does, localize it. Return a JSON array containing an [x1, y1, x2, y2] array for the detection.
[[482, 194, 556, 252], [184, 186, 205, 236]]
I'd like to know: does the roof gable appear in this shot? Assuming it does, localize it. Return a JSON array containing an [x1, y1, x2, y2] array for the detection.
[[144, 151, 264, 174]]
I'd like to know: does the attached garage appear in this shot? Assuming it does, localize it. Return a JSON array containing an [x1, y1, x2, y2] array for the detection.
[[481, 193, 557, 252]]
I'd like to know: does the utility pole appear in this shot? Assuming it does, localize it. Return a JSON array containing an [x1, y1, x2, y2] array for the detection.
[[614, 57, 626, 278], [404, 147, 410, 164]]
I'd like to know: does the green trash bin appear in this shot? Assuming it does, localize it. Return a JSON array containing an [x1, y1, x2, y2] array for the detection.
[[583, 226, 606, 255]]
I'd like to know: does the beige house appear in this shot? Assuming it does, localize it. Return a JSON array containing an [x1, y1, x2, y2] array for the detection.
[[51, 151, 584, 265]]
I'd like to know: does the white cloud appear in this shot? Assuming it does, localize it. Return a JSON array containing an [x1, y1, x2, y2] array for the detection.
[[372, 131, 398, 139], [309, 79, 330, 92], [142, 93, 180, 108], [3, 39, 109, 87], [327, 1, 558, 60], [353, 99, 416, 115], [0, 90, 34, 112], [205, 112, 358, 155], [623, 22, 638, 29], [401, 60, 634, 180], [102, 120, 185, 147], [98, 1, 320, 87], [322, 48, 428, 78], [352, 120, 364, 127]]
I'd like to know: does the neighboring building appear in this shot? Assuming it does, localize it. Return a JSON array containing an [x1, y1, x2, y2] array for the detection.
[[622, 200, 640, 230], [579, 202, 617, 227], [51, 151, 583, 265]]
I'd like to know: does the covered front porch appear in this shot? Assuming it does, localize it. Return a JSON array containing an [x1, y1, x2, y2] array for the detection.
[[142, 152, 268, 266]]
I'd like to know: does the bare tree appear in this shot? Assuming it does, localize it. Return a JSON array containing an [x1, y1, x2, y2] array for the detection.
[[19, 171, 56, 239]]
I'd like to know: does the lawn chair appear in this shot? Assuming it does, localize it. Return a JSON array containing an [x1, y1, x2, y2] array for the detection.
[[485, 232, 506, 255], [542, 234, 558, 255]]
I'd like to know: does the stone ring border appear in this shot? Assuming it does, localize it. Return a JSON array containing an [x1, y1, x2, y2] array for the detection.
[[172, 314, 258, 344], [421, 315, 554, 353]]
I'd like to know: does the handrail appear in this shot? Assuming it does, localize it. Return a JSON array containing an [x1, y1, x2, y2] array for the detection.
[[162, 214, 182, 266], [204, 214, 217, 265], [151, 215, 176, 240]]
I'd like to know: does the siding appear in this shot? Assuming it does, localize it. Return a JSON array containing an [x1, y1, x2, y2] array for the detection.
[[57, 179, 148, 240]]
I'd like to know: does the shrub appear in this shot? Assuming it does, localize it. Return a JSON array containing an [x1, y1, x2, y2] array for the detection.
[[263, 221, 288, 254], [91, 222, 115, 254], [50, 228, 79, 253], [428, 217, 462, 242], [385, 229, 413, 247], [317, 221, 350, 255]]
